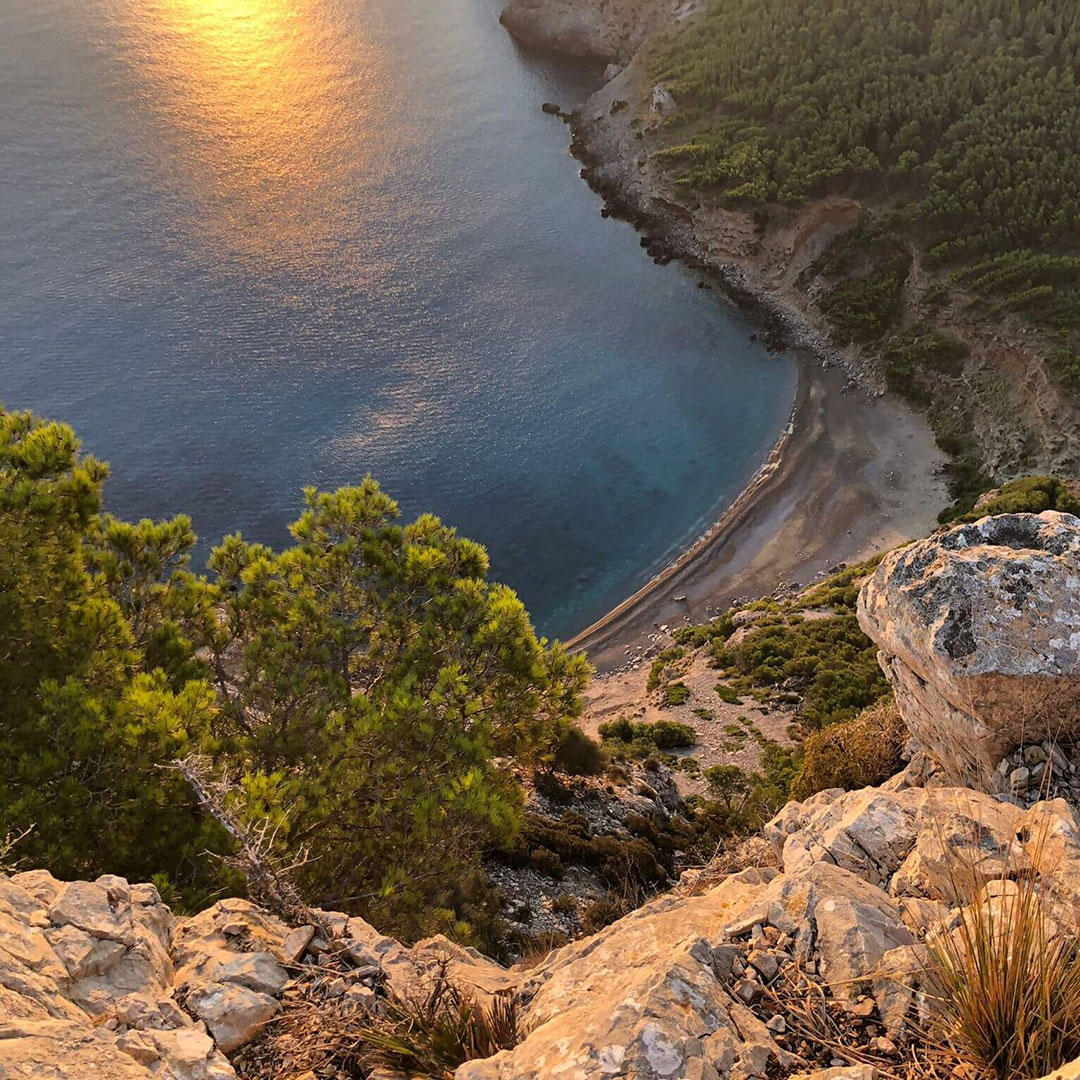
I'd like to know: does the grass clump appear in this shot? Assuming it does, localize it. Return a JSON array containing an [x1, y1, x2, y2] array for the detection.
[[715, 683, 742, 704], [926, 869, 1080, 1080], [791, 698, 906, 800], [356, 968, 522, 1078]]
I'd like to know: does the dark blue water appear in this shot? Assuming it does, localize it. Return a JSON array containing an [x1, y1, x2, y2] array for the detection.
[[0, 0, 795, 639]]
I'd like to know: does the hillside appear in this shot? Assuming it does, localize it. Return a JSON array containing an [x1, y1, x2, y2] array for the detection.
[[8, 505, 1080, 1080], [515, 0, 1080, 512]]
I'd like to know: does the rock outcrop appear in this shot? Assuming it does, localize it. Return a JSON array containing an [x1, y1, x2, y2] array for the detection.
[[499, 0, 682, 63], [5, 780, 1080, 1078], [858, 511, 1080, 788]]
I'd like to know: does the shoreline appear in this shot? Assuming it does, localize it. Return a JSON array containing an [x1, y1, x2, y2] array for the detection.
[[556, 47, 948, 672]]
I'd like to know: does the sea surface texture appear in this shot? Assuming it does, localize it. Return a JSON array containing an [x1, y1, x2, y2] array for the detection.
[[0, 0, 795, 638]]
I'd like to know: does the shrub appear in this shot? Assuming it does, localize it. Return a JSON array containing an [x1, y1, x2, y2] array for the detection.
[[715, 683, 742, 704], [791, 698, 906, 800], [550, 894, 577, 915], [553, 725, 606, 775], [649, 719, 696, 749], [957, 475, 1080, 522], [528, 847, 565, 881], [646, 647, 684, 691], [661, 681, 692, 707], [580, 898, 624, 934], [598, 717, 696, 756]]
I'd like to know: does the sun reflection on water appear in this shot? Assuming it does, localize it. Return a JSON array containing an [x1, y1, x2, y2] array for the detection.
[[120, 0, 382, 260]]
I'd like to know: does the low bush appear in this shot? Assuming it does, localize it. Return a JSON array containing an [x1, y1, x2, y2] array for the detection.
[[791, 698, 906, 800], [713, 613, 889, 729], [528, 847, 565, 881], [661, 681, 692, 707], [580, 898, 624, 934], [598, 717, 696, 757], [956, 475, 1080, 522], [646, 647, 685, 691], [552, 725, 606, 776]]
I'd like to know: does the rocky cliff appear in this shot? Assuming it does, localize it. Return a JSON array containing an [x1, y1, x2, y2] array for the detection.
[[5, 512, 1080, 1080]]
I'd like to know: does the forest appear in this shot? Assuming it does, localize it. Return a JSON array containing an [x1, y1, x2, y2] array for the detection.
[[649, 0, 1080, 465]]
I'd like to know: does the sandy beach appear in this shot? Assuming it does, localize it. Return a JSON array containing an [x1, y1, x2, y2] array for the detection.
[[559, 45, 949, 672], [569, 354, 948, 672]]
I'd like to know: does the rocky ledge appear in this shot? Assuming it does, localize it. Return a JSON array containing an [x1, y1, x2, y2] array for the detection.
[[5, 511, 1080, 1080], [499, 0, 683, 64], [5, 783, 1080, 1079]]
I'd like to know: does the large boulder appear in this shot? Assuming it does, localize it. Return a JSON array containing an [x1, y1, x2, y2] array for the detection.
[[857, 512, 1080, 787]]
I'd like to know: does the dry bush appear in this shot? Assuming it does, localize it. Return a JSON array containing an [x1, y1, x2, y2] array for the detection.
[[791, 698, 906, 799]]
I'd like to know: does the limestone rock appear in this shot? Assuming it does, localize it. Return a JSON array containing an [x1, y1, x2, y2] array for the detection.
[[457, 868, 780, 1079], [857, 512, 1080, 787], [889, 788, 1025, 904], [498, 0, 678, 63], [185, 981, 280, 1054], [768, 787, 924, 888], [0, 1018, 149, 1078]]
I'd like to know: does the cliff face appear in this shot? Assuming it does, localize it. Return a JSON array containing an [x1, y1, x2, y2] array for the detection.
[[6, 512, 1080, 1080], [499, 0, 683, 63]]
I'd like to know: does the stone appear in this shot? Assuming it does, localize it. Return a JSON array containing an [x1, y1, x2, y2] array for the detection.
[[456, 868, 783, 1079], [651, 83, 677, 114], [0, 1018, 149, 1078], [9, 870, 64, 908], [49, 879, 133, 943], [281, 924, 315, 964], [45, 923, 127, 980], [185, 981, 280, 1053], [214, 952, 289, 996], [768, 787, 924, 888], [857, 512, 1080, 788], [890, 788, 1025, 904]]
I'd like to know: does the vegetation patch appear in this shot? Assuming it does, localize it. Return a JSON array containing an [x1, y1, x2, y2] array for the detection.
[[791, 699, 906, 800]]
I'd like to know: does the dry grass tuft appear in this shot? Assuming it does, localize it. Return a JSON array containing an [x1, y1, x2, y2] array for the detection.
[[355, 970, 522, 1078], [920, 777, 1080, 1080]]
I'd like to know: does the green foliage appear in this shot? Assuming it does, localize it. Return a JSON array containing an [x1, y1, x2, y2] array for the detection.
[[209, 479, 590, 940], [883, 324, 968, 402], [0, 408, 234, 904], [598, 717, 697, 758], [715, 613, 889, 729], [552, 725, 607, 776], [791, 698, 906, 800], [650, 0, 1080, 243], [1, 407, 591, 944], [674, 612, 735, 648], [646, 647, 684, 691], [714, 683, 742, 704], [796, 555, 885, 611], [661, 681, 692, 707], [954, 475, 1080, 522], [814, 228, 912, 343]]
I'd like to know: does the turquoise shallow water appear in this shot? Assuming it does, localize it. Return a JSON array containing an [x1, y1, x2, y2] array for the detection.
[[0, 0, 796, 639]]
